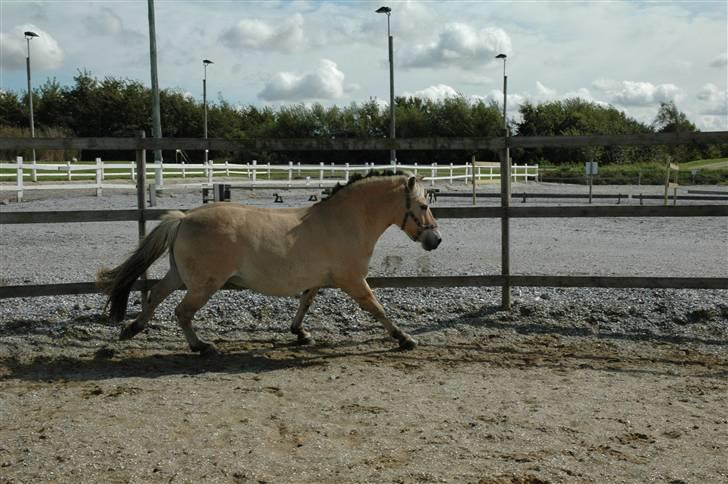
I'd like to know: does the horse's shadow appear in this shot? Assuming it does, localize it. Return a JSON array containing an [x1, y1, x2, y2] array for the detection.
[[0, 337, 393, 383]]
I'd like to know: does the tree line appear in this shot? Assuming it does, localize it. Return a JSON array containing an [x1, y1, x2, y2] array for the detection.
[[1, 71, 723, 164]]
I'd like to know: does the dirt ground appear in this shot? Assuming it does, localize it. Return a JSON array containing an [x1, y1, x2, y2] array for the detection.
[[1, 319, 726, 483]]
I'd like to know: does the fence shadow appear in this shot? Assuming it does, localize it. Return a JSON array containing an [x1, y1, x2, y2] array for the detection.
[[410, 304, 728, 348]]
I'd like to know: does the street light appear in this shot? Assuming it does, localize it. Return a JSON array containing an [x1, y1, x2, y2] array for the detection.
[[24, 31, 39, 164], [496, 53, 507, 136], [203, 59, 213, 164], [376, 6, 396, 164]]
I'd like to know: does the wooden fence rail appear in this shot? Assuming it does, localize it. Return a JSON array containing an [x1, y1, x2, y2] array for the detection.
[[1, 130, 727, 152], [2, 205, 727, 225], [2, 275, 727, 300]]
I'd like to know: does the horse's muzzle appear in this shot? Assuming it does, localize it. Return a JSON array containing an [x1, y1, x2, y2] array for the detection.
[[421, 229, 442, 251]]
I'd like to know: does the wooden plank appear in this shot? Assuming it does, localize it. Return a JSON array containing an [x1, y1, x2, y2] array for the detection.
[[1, 130, 727, 152], [3, 274, 727, 299], [2, 205, 727, 225]]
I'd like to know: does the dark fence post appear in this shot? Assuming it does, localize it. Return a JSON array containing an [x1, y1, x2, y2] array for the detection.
[[499, 145, 511, 310], [136, 131, 148, 309]]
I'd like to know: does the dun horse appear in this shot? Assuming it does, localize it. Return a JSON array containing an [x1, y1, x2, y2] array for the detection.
[[97, 172, 442, 355]]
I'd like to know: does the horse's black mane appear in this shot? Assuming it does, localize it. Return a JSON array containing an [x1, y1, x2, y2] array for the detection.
[[320, 170, 403, 203]]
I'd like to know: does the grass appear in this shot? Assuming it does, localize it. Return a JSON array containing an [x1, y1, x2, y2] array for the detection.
[[680, 158, 728, 170], [538, 159, 728, 185]]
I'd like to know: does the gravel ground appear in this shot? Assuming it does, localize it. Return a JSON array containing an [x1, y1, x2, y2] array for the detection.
[[0, 181, 727, 482]]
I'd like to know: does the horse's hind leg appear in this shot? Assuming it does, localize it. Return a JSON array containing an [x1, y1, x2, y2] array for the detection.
[[341, 279, 417, 350], [120, 263, 182, 340], [175, 286, 220, 356], [291, 288, 319, 345]]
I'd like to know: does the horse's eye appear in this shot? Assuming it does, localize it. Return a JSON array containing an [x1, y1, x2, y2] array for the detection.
[[420, 204, 428, 211]]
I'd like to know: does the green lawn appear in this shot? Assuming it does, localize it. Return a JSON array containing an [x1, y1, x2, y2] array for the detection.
[[680, 158, 728, 170]]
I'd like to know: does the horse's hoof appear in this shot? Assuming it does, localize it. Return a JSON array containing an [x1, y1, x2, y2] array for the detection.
[[297, 334, 315, 345], [194, 342, 220, 357], [119, 322, 143, 340], [398, 337, 418, 351]]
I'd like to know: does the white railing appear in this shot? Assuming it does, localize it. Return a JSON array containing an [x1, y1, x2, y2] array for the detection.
[[0, 157, 538, 200]]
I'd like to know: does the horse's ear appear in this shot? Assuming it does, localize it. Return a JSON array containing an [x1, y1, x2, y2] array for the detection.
[[407, 175, 417, 191]]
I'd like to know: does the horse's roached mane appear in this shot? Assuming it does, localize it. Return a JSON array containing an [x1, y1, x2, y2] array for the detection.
[[319, 170, 405, 203]]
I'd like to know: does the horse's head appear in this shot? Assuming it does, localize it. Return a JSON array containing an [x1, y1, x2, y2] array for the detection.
[[401, 176, 442, 251]]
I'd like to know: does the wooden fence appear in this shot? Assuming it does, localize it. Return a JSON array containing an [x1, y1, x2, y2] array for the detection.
[[1, 131, 727, 308]]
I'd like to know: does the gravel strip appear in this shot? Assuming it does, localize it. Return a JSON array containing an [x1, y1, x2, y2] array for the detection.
[[1, 182, 726, 358]]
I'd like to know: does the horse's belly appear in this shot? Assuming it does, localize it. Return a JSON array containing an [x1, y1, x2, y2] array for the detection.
[[228, 266, 329, 297]]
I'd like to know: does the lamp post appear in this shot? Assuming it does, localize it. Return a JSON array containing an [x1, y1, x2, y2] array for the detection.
[[203, 59, 213, 164], [24, 31, 39, 164], [148, 0, 163, 187], [495, 53, 511, 310], [376, 6, 396, 164]]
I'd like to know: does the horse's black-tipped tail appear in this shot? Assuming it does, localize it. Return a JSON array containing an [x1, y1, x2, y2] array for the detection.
[[96, 211, 185, 323]]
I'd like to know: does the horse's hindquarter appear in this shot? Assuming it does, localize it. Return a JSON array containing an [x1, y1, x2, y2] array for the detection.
[[173, 204, 341, 297]]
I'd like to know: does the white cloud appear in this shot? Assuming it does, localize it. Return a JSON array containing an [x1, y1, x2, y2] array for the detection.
[[535, 81, 557, 98], [83, 7, 144, 44], [0, 24, 64, 71], [709, 53, 728, 68], [400, 23, 511, 70], [696, 83, 727, 115], [403, 84, 460, 101], [220, 14, 304, 51], [258, 59, 355, 101], [593, 79, 683, 106]]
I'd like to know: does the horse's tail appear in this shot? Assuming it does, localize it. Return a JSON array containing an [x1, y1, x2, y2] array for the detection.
[[96, 210, 186, 323]]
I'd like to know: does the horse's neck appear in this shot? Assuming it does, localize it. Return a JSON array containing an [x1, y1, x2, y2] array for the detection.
[[322, 180, 403, 250]]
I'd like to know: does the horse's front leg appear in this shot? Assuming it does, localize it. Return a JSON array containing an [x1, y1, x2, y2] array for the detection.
[[291, 288, 319, 345], [341, 279, 417, 350]]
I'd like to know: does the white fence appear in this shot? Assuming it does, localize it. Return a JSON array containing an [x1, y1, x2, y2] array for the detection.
[[0, 157, 538, 201]]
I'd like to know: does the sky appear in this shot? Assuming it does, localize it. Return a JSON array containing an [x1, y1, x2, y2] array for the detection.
[[1, 0, 726, 131]]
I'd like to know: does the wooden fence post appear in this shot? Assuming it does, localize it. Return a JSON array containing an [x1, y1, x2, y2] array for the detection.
[[135, 131, 148, 310], [288, 161, 293, 188], [500, 146, 512, 310], [252, 160, 257, 187], [15, 156, 23, 202], [95, 157, 103, 197]]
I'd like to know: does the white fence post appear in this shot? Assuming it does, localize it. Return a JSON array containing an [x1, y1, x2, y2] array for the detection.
[[252, 160, 257, 186], [31, 157, 37, 182], [319, 162, 324, 186], [449, 163, 454, 182], [208, 160, 214, 183], [288, 161, 293, 187], [414, 162, 418, 176], [95, 157, 103, 197], [66, 160, 72, 181], [297, 161, 301, 176], [181, 161, 186, 179], [345, 162, 350, 182], [431, 163, 436, 186], [15, 156, 23, 202], [225, 160, 230, 177], [267, 162, 271, 180]]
